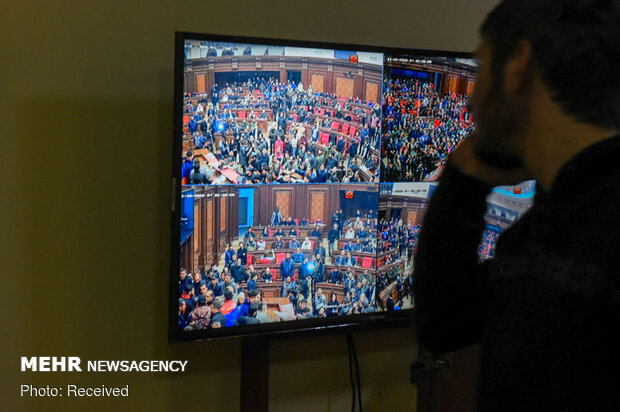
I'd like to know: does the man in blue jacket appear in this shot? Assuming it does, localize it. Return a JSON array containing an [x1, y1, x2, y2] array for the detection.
[[224, 244, 236, 268], [279, 252, 295, 280]]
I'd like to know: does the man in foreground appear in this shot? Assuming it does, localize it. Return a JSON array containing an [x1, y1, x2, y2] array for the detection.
[[414, 1, 620, 410]]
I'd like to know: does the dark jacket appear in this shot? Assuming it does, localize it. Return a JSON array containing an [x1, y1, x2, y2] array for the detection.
[[414, 135, 620, 412]]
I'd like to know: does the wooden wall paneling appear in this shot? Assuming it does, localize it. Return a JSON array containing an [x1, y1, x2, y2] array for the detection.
[[274, 190, 292, 219], [185, 66, 194, 94], [466, 79, 475, 96], [406, 210, 418, 226], [335, 77, 354, 98], [308, 189, 328, 222], [326, 66, 334, 94], [228, 189, 239, 243], [207, 197, 215, 264], [354, 73, 363, 99], [196, 74, 206, 94], [448, 75, 458, 94], [311, 73, 324, 93], [365, 81, 379, 105], [207, 68, 215, 94], [193, 200, 201, 271]]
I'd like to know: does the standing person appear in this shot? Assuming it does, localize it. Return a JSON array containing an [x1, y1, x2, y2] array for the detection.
[[237, 241, 248, 266], [327, 224, 339, 257], [181, 151, 194, 185], [413, 1, 620, 411]]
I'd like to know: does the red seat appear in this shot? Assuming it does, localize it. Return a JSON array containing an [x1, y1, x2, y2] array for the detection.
[[310, 240, 314, 249], [260, 258, 271, 264], [329, 110, 334, 118], [331, 122, 340, 132], [341, 124, 350, 134], [269, 229, 274, 236], [362, 257, 374, 269], [246, 254, 253, 265], [238, 111, 246, 119], [182, 115, 190, 126], [276, 253, 286, 264], [348, 126, 357, 137], [304, 105, 308, 111], [320, 132, 329, 146], [294, 219, 299, 225], [292, 114, 298, 122], [320, 108, 326, 116]]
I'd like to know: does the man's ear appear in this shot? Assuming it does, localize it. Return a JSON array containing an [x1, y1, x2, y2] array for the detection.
[[503, 40, 534, 94]]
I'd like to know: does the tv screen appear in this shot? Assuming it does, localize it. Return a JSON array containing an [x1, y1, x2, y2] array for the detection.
[[170, 32, 527, 341]]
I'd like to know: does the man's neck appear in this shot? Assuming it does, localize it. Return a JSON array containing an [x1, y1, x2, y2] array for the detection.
[[522, 102, 618, 191]]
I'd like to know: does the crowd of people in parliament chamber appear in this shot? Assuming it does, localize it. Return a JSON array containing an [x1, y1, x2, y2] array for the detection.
[[375, 217, 419, 310], [181, 76, 382, 186], [178, 208, 381, 330], [381, 76, 475, 182]]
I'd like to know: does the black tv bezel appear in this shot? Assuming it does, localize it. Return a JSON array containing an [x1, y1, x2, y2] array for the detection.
[[169, 31, 474, 343]]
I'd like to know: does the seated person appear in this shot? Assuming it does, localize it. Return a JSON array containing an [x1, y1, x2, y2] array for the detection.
[[260, 248, 276, 263], [261, 226, 270, 237], [244, 229, 256, 239], [328, 268, 342, 284], [246, 237, 256, 250], [343, 241, 355, 252], [299, 217, 309, 226], [344, 252, 357, 267], [354, 217, 364, 228], [343, 271, 356, 292], [281, 275, 293, 298], [314, 287, 327, 314], [260, 267, 273, 283], [310, 226, 322, 237], [325, 292, 340, 316], [288, 238, 300, 249], [274, 227, 286, 237], [300, 237, 312, 250], [288, 227, 298, 236], [256, 237, 266, 250], [296, 299, 313, 320], [344, 227, 356, 239], [272, 236, 284, 249], [334, 250, 347, 266]]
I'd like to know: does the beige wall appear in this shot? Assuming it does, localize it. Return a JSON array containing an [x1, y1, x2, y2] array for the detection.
[[0, 1, 499, 410]]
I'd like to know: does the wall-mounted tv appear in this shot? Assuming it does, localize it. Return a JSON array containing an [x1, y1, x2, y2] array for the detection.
[[170, 32, 526, 342]]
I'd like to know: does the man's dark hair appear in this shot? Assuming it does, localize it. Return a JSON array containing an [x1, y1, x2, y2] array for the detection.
[[247, 289, 258, 297], [224, 290, 233, 301], [480, 0, 620, 128]]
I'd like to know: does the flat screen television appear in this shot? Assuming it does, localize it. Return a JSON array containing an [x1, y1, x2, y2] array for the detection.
[[170, 32, 527, 342]]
